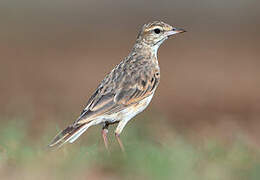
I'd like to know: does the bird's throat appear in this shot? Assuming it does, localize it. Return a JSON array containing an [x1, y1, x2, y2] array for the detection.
[[132, 41, 160, 60]]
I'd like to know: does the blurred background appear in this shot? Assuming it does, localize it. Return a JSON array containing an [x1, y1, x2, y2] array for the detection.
[[0, 0, 260, 179]]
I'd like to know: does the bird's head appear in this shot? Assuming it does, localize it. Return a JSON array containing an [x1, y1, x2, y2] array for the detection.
[[137, 21, 186, 48]]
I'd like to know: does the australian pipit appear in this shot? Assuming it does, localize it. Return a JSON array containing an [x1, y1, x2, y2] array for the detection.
[[49, 21, 186, 151]]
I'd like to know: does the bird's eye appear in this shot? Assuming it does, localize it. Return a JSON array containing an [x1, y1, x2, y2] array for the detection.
[[153, 28, 161, 34]]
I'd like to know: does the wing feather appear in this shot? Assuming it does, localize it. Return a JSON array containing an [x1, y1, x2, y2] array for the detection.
[[74, 56, 160, 125]]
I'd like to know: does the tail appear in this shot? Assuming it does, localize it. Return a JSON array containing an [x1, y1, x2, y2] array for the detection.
[[48, 122, 93, 148]]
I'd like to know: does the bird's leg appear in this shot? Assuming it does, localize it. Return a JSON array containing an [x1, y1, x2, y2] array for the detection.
[[115, 133, 125, 152], [115, 119, 129, 152], [102, 123, 109, 151]]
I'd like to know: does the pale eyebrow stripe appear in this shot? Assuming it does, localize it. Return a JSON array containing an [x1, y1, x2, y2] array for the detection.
[[144, 26, 163, 32]]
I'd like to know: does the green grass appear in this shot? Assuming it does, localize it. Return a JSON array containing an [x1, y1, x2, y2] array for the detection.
[[0, 117, 260, 180]]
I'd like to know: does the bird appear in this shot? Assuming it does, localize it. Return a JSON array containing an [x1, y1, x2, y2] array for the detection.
[[48, 21, 186, 151]]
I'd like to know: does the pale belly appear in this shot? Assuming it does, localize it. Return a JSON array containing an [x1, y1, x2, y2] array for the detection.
[[100, 94, 154, 124]]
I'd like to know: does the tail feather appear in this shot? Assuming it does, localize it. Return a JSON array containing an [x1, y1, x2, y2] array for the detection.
[[48, 122, 91, 148], [68, 123, 91, 143]]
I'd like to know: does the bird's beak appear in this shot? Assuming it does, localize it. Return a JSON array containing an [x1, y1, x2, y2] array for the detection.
[[165, 27, 186, 36]]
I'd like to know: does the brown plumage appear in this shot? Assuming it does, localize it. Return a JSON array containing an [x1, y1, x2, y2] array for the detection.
[[48, 21, 186, 150]]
